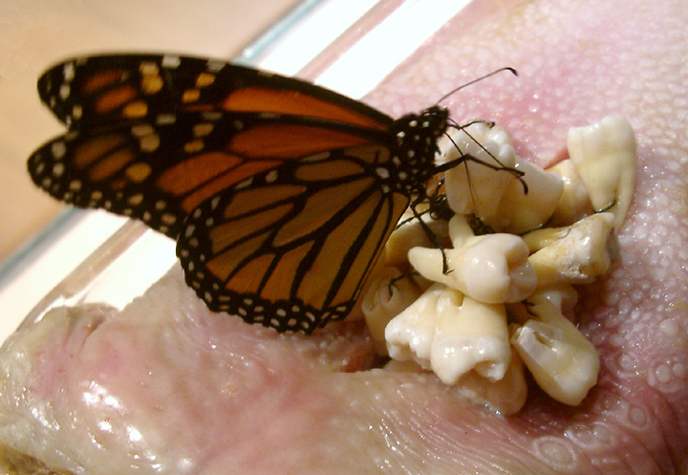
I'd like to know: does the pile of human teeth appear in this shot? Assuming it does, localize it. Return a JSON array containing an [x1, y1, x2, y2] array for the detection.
[[361, 115, 637, 415]]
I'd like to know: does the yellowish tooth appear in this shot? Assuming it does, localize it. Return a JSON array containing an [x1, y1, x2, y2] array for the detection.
[[384, 212, 449, 269], [528, 212, 615, 286], [566, 115, 637, 229], [521, 225, 571, 253], [361, 267, 426, 355], [547, 158, 595, 226]]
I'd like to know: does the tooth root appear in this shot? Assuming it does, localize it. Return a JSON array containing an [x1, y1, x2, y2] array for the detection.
[[447, 213, 476, 248], [566, 115, 637, 229], [453, 349, 528, 416], [506, 283, 579, 325]]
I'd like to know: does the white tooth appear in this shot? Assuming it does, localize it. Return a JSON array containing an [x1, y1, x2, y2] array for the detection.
[[430, 293, 511, 384], [566, 115, 637, 229], [440, 122, 516, 218], [409, 216, 537, 303], [385, 283, 446, 367], [361, 267, 426, 355], [547, 158, 595, 226], [527, 212, 615, 286], [482, 156, 564, 234], [511, 301, 599, 406]]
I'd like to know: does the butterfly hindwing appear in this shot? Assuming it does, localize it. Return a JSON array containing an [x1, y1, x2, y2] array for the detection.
[[38, 54, 393, 131], [177, 144, 411, 333]]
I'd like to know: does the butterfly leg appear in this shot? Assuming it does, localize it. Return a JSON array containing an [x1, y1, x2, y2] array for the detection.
[[408, 196, 452, 275]]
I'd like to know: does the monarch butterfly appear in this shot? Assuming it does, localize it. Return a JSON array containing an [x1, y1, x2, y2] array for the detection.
[[28, 53, 514, 334]]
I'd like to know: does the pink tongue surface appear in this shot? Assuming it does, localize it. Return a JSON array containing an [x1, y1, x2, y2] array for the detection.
[[4, 0, 688, 473]]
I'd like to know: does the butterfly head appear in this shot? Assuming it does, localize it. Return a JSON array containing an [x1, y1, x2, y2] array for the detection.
[[389, 105, 449, 195]]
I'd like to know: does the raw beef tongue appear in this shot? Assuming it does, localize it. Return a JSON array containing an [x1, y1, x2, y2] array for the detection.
[[1, 0, 687, 473]]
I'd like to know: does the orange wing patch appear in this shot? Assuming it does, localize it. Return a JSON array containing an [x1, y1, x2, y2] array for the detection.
[[223, 87, 389, 130], [222, 184, 305, 219], [73, 135, 128, 169], [180, 159, 282, 212], [89, 149, 136, 182], [331, 192, 408, 305], [273, 177, 374, 246], [207, 232, 271, 284], [258, 241, 314, 302], [156, 152, 243, 195], [230, 124, 373, 159], [95, 85, 138, 113], [208, 203, 294, 254], [82, 70, 127, 93]]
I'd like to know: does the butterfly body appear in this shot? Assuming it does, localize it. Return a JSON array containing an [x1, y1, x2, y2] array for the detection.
[[28, 54, 452, 333]]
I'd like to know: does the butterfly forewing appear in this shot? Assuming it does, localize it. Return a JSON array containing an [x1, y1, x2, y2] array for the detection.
[[38, 54, 393, 131]]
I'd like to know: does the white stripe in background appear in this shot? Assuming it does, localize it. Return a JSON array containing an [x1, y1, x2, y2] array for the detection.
[[315, 0, 471, 98]]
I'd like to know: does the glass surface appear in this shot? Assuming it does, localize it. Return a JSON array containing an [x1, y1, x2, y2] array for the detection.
[[0, 0, 474, 342]]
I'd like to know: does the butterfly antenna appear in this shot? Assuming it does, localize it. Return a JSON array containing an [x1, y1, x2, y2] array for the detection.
[[435, 67, 518, 105]]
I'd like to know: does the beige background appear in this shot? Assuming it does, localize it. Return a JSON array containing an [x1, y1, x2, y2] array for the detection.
[[0, 0, 302, 264]]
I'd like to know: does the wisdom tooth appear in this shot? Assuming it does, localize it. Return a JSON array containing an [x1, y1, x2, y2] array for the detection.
[[385, 284, 512, 386]]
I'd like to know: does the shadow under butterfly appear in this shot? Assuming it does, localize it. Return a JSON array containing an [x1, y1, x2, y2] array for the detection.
[[27, 53, 519, 334]]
